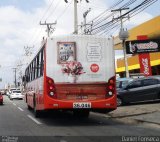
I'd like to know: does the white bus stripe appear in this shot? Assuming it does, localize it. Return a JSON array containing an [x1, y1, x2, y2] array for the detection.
[[18, 107, 24, 112], [27, 115, 42, 125]]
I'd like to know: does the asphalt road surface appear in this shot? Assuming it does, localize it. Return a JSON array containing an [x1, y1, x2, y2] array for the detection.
[[0, 96, 160, 142]]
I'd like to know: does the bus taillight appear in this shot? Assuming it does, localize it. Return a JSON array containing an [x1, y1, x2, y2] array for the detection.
[[46, 76, 57, 98], [106, 76, 116, 98]]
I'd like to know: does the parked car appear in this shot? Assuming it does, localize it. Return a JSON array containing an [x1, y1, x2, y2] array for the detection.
[[0, 93, 3, 105], [0, 90, 5, 95], [10, 90, 23, 100], [117, 77, 160, 106], [116, 78, 133, 91], [8, 88, 20, 98], [6, 91, 10, 96]]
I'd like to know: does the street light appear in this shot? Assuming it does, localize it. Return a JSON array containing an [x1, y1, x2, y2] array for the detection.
[[119, 28, 129, 78]]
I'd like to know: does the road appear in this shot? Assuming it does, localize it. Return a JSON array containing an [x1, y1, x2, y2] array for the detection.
[[0, 96, 160, 142]]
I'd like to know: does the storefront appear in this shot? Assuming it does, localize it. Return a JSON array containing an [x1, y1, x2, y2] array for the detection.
[[114, 16, 160, 77], [116, 52, 160, 77]]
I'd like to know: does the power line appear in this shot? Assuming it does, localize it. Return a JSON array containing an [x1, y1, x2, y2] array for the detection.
[[78, 0, 124, 33], [82, 0, 135, 34], [87, 0, 124, 24], [30, 26, 45, 47], [89, 0, 137, 31], [56, 0, 73, 21], [29, 0, 70, 46], [45, 0, 62, 21], [111, 8, 130, 29], [40, 0, 56, 21], [27, 0, 56, 46], [108, 0, 157, 36], [87, 0, 157, 35]]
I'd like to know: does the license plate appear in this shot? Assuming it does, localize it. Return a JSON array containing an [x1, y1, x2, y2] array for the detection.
[[73, 102, 91, 108]]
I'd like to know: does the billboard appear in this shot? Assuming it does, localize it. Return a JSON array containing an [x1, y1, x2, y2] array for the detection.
[[126, 39, 160, 54]]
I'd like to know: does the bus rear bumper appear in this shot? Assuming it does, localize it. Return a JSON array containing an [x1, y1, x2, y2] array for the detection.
[[45, 97, 117, 110]]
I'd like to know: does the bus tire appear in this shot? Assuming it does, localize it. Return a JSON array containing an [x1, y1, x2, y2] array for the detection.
[[34, 109, 41, 118], [27, 105, 32, 110], [26, 94, 28, 103], [33, 97, 41, 118]]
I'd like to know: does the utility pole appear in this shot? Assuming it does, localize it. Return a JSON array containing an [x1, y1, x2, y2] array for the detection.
[[111, 8, 129, 29], [83, 8, 91, 34], [74, 0, 78, 34], [64, 0, 89, 34], [111, 8, 129, 78], [12, 68, 17, 88], [40, 21, 57, 37]]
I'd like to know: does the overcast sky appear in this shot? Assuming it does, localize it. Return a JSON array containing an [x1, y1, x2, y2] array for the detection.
[[0, 0, 159, 88]]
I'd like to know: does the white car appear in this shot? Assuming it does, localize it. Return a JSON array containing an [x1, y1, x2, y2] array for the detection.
[[10, 90, 23, 100]]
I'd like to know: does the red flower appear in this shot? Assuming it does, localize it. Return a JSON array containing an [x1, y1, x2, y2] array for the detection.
[[61, 61, 85, 76]]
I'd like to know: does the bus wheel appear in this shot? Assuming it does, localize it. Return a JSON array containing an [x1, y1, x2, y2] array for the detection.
[[73, 110, 90, 118], [27, 105, 32, 110], [33, 99, 41, 118], [34, 105, 41, 118], [26, 95, 28, 103]]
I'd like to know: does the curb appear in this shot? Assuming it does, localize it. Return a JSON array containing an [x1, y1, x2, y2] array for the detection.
[[133, 118, 160, 125], [107, 111, 157, 118]]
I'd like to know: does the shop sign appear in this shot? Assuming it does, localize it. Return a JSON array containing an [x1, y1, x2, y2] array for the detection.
[[138, 53, 152, 76], [126, 39, 160, 54]]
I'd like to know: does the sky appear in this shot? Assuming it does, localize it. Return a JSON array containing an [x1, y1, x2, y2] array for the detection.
[[0, 0, 159, 88]]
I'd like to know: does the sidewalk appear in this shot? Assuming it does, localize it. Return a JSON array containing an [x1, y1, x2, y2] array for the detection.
[[108, 101, 160, 125], [132, 111, 160, 125]]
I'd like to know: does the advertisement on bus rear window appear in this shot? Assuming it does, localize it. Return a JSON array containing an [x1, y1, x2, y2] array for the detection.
[[46, 36, 115, 83]]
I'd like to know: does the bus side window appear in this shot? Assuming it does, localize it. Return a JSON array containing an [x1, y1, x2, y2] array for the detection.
[[26, 69, 29, 82], [32, 59, 36, 80], [29, 65, 31, 82], [40, 49, 44, 77], [31, 62, 33, 81], [38, 51, 41, 77], [36, 55, 39, 78]]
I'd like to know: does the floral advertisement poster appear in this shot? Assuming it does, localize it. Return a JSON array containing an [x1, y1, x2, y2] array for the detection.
[[61, 61, 85, 83], [57, 42, 76, 64]]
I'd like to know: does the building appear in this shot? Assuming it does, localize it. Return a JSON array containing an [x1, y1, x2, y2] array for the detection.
[[115, 16, 160, 77]]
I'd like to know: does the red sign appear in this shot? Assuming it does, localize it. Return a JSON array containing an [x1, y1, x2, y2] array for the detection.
[[137, 35, 152, 76], [138, 53, 152, 76], [90, 64, 99, 73]]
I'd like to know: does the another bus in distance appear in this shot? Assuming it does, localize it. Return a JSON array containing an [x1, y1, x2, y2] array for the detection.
[[23, 35, 117, 117]]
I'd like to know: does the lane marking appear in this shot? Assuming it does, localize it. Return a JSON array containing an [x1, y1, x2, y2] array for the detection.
[[13, 103, 17, 106], [18, 107, 24, 112], [27, 115, 42, 125]]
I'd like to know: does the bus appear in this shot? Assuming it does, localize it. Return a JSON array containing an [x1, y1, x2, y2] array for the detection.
[[23, 35, 117, 117]]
